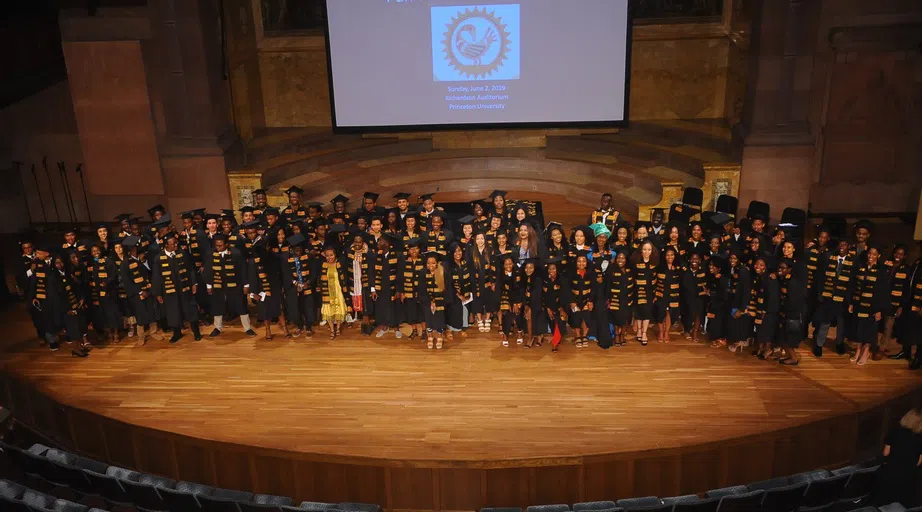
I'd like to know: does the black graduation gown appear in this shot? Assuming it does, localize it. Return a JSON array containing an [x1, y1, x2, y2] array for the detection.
[[447, 259, 473, 330], [468, 246, 497, 314], [26, 259, 61, 336], [54, 270, 87, 340], [87, 257, 121, 330], [726, 264, 753, 342], [631, 260, 656, 321], [151, 251, 199, 329], [847, 263, 890, 344], [373, 250, 400, 327], [543, 275, 569, 336], [754, 273, 780, 343], [706, 273, 730, 340], [418, 264, 450, 332], [397, 256, 425, 324], [654, 265, 682, 323], [589, 269, 613, 347], [566, 267, 597, 329], [203, 248, 249, 318], [522, 272, 547, 336], [247, 248, 283, 322], [897, 260, 922, 345], [121, 256, 156, 326], [345, 246, 375, 318], [778, 273, 806, 348], [680, 266, 707, 332], [497, 268, 523, 335], [280, 252, 315, 328], [606, 264, 634, 327]]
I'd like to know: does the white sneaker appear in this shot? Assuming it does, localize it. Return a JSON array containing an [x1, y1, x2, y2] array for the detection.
[[395, 330, 403, 339], [319, 320, 327, 326], [375, 329, 387, 338]]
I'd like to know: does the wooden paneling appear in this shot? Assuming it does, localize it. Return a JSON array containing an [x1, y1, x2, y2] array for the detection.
[[633, 455, 681, 499], [678, 447, 724, 496], [174, 440, 213, 486], [582, 459, 633, 502], [390, 467, 435, 511], [101, 421, 138, 469], [534, 465, 581, 506], [134, 431, 177, 479], [252, 454, 297, 498], [438, 468, 483, 511], [70, 409, 108, 461], [485, 469, 528, 508], [212, 449, 254, 492]]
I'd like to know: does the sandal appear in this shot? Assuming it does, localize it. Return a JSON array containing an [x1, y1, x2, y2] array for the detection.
[[427, 339, 434, 349], [329, 330, 336, 340], [409, 329, 418, 340], [477, 320, 485, 332], [484, 319, 491, 331], [502, 339, 509, 347], [305, 330, 314, 338], [640, 337, 648, 346], [516, 334, 524, 345], [552, 345, 559, 353], [436, 338, 443, 349]]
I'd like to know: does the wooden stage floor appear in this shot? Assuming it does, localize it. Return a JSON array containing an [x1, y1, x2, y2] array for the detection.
[[2, 310, 921, 508]]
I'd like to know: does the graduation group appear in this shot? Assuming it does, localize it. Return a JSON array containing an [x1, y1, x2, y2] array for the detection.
[[18, 187, 922, 365]]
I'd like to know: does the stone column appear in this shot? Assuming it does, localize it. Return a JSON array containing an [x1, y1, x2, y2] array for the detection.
[[736, 0, 820, 219]]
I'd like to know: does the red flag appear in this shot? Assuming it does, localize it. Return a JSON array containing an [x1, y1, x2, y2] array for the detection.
[[551, 322, 562, 348]]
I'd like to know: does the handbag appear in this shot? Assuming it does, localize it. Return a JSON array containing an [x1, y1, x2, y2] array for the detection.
[[351, 294, 363, 313]]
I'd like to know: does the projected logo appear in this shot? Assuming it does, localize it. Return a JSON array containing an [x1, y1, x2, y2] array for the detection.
[[432, 4, 520, 82]]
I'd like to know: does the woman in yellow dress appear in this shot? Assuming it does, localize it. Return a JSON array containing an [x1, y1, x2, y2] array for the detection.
[[319, 247, 350, 339]]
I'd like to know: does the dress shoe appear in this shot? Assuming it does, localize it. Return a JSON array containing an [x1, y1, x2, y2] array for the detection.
[[812, 345, 822, 357], [245, 329, 257, 337], [169, 334, 182, 344], [910, 357, 922, 371], [209, 328, 222, 338], [835, 343, 846, 355], [193, 334, 203, 342], [888, 350, 907, 360]]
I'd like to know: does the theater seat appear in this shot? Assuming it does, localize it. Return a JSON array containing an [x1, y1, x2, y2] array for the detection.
[[51, 498, 90, 511], [615, 497, 661, 509], [82, 469, 133, 506], [160, 480, 214, 510], [799, 473, 848, 509], [481, 508, 523, 512], [758, 481, 806, 512], [573, 501, 617, 511], [297, 502, 339, 511], [21, 489, 57, 509], [671, 496, 718, 512], [747, 476, 790, 491], [120, 476, 172, 512], [840, 466, 879, 502], [199, 487, 255, 512], [705, 486, 747, 499], [790, 469, 830, 484], [714, 490, 763, 512], [526, 505, 570, 512], [661, 495, 700, 505], [878, 503, 908, 512], [0, 479, 26, 499], [0, 494, 31, 512], [239, 493, 295, 511], [338, 502, 381, 512]]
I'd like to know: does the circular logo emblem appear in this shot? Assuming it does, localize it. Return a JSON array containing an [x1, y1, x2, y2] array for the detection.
[[442, 7, 511, 79]]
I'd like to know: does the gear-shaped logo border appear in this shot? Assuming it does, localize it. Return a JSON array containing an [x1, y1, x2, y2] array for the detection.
[[442, 7, 512, 80]]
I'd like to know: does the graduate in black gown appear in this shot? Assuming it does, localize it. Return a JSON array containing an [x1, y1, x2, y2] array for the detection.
[[279, 234, 314, 338], [151, 234, 202, 343], [752, 255, 780, 359], [497, 253, 523, 347], [654, 246, 682, 343], [372, 233, 401, 338], [543, 257, 569, 352], [706, 255, 730, 346], [680, 252, 707, 342], [86, 243, 121, 343], [419, 251, 450, 349], [847, 245, 890, 365], [521, 258, 547, 348], [469, 231, 497, 332], [446, 242, 473, 340], [726, 247, 753, 351], [606, 250, 633, 347], [777, 258, 806, 365], [630, 240, 658, 345], [567, 252, 596, 349], [247, 238, 288, 340]]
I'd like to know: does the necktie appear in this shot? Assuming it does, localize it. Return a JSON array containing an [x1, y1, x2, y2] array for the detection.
[[836, 257, 843, 277]]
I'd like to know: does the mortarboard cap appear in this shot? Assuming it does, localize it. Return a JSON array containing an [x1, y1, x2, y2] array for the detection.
[[546, 221, 563, 233], [241, 220, 260, 229], [221, 209, 236, 217], [151, 214, 172, 228], [204, 213, 222, 221], [393, 192, 411, 200], [285, 185, 304, 196], [854, 219, 874, 232], [715, 195, 739, 216], [64, 226, 78, 235], [363, 192, 380, 201], [709, 212, 733, 227], [406, 237, 421, 248], [239, 206, 255, 214], [129, 216, 143, 225], [419, 193, 436, 201], [114, 213, 132, 221], [331, 194, 349, 204], [147, 204, 165, 216], [263, 207, 280, 217], [307, 201, 324, 209], [213, 233, 229, 242], [328, 224, 347, 234], [489, 190, 507, 199], [383, 232, 402, 245], [747, 200, 771, 222], [180, 210, 196, 220], [422, 250, 443, 261], [252, 189, 267, 196], [545, 255, 564, 266], [429, 210, 447, 220], [287, 234, 306, 247], [122, 235, 141, 248], [458, 215, 476, 225]]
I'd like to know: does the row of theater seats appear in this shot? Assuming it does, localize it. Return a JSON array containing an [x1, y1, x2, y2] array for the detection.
[[480, 463, 900, 512], [0, 441, 382, 512]]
